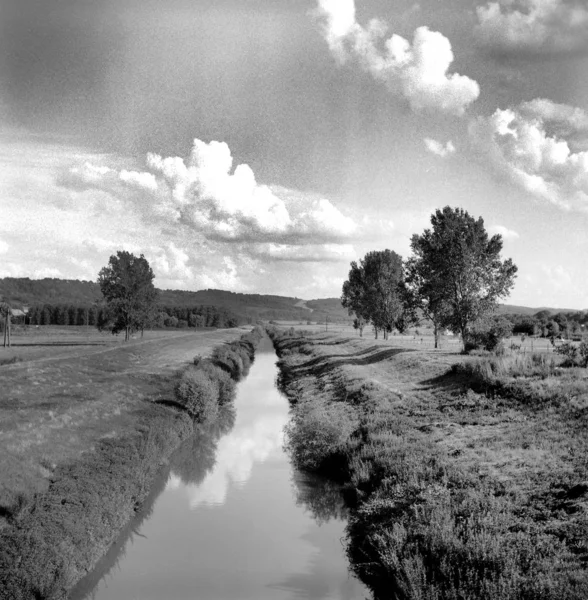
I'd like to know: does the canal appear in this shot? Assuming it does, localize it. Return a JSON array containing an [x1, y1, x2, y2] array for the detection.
[[70, 336, 368, 600]]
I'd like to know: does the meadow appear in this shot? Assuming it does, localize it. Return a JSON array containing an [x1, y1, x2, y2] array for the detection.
[[271, 327, 588, 600], [0, 324, 258, 600]]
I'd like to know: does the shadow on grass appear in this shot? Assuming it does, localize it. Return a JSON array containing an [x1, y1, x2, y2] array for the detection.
[[419, 369, 471, 395], [293, 347, 415, 377], [9, 341, 108, 347]]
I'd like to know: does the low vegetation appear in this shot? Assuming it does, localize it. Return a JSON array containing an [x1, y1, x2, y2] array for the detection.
[[174, 327, 263, 420], [270, 327, 588, 600], [0, 326, 263, 600]]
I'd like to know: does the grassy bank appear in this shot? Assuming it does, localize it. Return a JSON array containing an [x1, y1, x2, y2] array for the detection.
[[269, 328, 588, 600], [0, 326, 263, 600]]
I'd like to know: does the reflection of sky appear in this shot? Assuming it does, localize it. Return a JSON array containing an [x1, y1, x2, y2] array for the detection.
[[168, 350, 289, 508], [76, 345, 369, 600]]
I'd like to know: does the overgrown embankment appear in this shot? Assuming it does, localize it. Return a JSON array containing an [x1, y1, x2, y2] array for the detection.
[[269, 328, 588, 600], [0, 326, 264, 600]]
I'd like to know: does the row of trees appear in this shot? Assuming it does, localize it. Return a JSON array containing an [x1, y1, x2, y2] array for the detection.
[[342, 207, 518, 350], [507, 312, 587, 339], [22, 303, 239, 330]]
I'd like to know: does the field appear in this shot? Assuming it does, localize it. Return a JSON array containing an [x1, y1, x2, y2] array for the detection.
[[0, 325, 248, 514], [273, 319, 558, 352], [272, 328, 588, 599]]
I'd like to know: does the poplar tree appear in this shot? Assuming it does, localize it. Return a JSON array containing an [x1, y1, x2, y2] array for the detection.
[[408, 207, 517, 350]]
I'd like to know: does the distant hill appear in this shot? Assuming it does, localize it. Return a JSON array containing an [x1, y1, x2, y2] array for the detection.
[[496, 304, 582, 316], [0, 278, 345, 323], [0, 277, 582, 323]]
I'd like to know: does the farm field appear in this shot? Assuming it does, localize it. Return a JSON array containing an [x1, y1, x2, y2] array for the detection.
[[273, 328, 588, 599], [0, 325, 249, 515]]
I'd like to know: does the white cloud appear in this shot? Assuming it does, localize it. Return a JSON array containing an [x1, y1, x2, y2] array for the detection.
[[489, 224, 520, 239], [62, 138, 356, 245], [0, 136, 363, 298], [152, 242, 194, 287], [314, 1, 479, 115], [119, 169, 158, 192], [0, 240, 8, 254], [469, 101, 588, 211], [475, 0, 588, 54], [251, 243, 355, 263], [424, 137, 456, 157]]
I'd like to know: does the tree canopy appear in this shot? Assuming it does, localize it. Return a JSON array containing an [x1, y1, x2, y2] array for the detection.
[[408, 206, 517, 349], [97, 251, 158, 341], [342, 249, 409, 339]]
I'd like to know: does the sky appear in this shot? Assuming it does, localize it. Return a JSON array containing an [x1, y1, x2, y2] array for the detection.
[[1, 0, 587, 308]]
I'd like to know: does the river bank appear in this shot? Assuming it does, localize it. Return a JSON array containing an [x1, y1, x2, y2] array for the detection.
[[0, 326, 263, 600], [270, 328, 588, 600], [70, 336, 367, 600]]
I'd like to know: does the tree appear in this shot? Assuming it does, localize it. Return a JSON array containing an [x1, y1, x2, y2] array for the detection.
[[342, 261, 370, 332], [404, 254, 450, 349], [342, 250, 408, 340], [0, 302, 11, 348], [408, 207, 517, 351], [97, 251, 158, 341]]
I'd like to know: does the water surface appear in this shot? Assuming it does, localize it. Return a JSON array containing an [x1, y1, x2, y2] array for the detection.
[[71, 337, 368, 600]]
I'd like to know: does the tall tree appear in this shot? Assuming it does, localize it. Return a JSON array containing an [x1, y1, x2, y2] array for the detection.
[[97, 251, 158, 341], [342, 250, 408, 340], [409, 207, 517, 350], [404, 254, 450, 349], [341, 261, 369, 333]]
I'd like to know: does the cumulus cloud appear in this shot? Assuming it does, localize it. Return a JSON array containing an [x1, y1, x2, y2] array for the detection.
[[518, 99, 588, 150], [61, 138, 356, 245], [314, 0, 479, 115], [424, 138, 456, 157], [489, 225, 520, 239], [475, 0, 588, 55], [151, 242, 194, 286], [469, 100, 588, 210]]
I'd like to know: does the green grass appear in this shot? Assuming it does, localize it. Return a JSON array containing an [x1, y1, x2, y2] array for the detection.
[[270, 328, 588, 600]]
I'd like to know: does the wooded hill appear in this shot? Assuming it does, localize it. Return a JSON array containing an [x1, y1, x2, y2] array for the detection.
[[0, 278, 348, 323], [0, 277, 583, 325]]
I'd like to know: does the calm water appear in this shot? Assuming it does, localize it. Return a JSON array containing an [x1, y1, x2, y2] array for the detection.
[[70, 337, 368, 600]]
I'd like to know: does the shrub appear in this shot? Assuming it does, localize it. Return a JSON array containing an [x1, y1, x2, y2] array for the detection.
[[194, 360, 236, 405], [284, 399, 358, 476], [580, 342, 588, 368], [555, 342, 578, 367], [174, 369, 219, 423], [212, 347, 244, 380], [467, 317, 514, 353]]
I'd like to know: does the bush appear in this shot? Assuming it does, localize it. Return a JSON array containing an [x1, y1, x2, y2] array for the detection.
[[194, 360, 236, 405], [212, 347, 244, 380], [284, 399, 358, 476], [467, 317, 514, 353], [555, 342, 578, 367], [174, 369, 219, 423]]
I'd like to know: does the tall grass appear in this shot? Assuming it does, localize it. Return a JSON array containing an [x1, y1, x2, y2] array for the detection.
[[0, 326, 265, 599], [271, 329, 588, 600]]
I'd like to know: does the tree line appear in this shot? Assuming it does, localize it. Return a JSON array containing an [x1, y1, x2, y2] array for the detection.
[[342, 206, 518, 351], [22, 303, 239, 330]]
